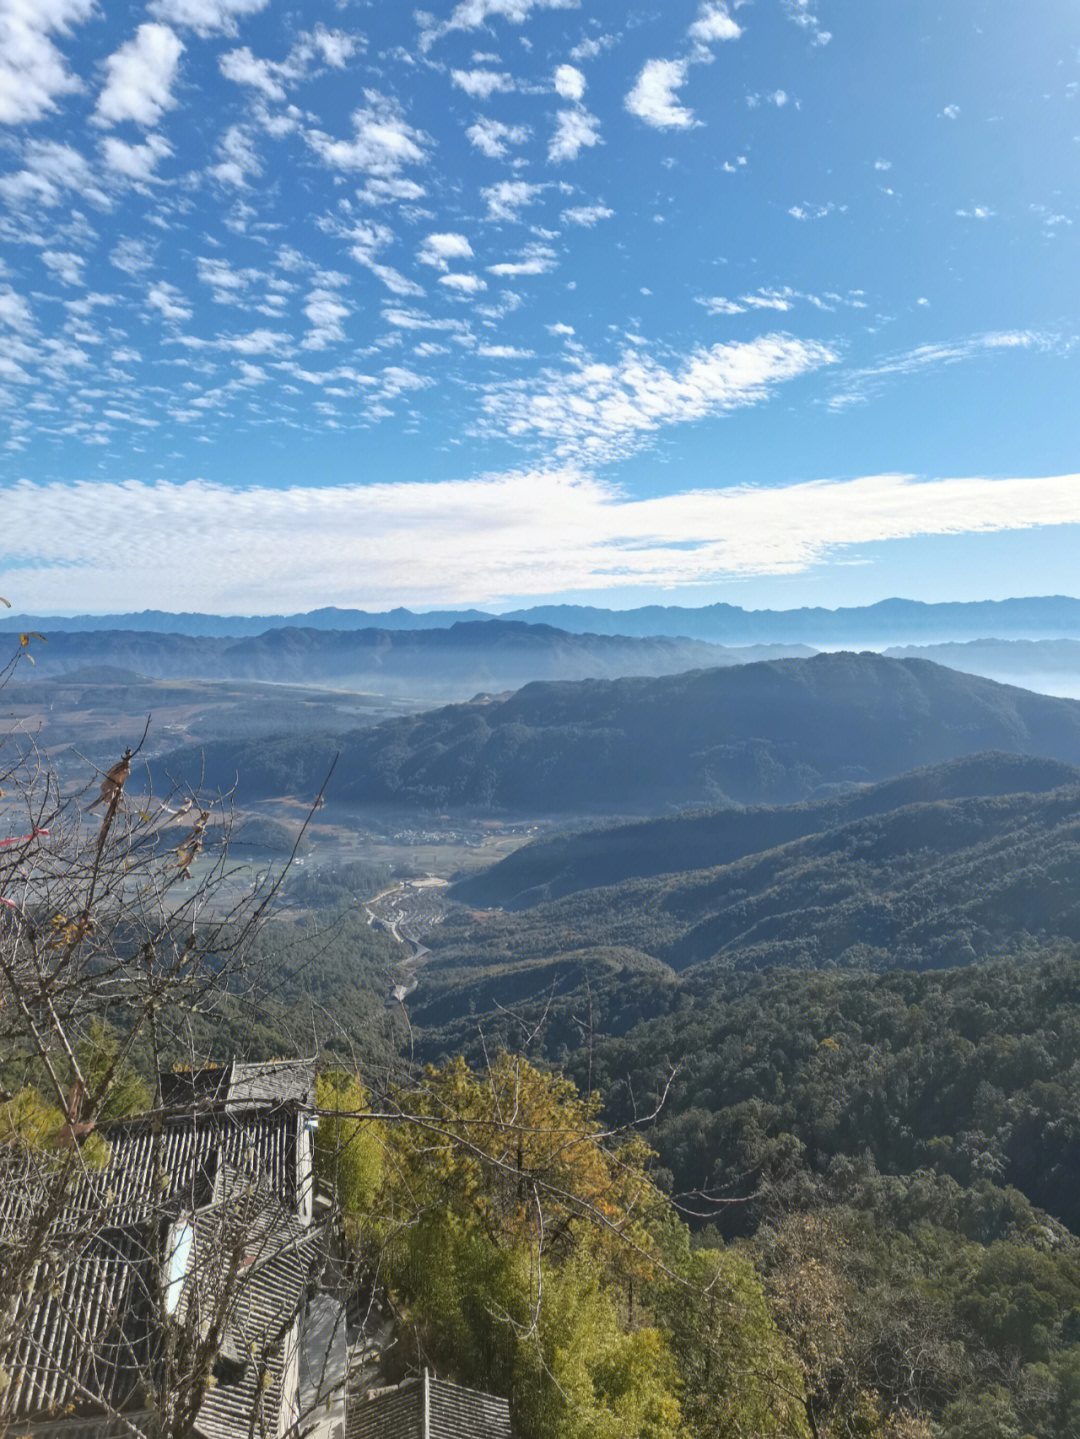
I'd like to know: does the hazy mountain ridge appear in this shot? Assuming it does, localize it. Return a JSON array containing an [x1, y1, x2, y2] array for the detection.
[[152, 653, 1080, 814], [12, 622, 804, 698], [8, 594, 1080, 645], [886, 637, 1080, 698]]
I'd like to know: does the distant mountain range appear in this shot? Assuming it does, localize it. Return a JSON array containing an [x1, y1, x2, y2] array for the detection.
[[8, 595, 1080, 646], [8, 622, 809, 699], [151, 653, 1080, 814], [886, 638, 1080, 698]]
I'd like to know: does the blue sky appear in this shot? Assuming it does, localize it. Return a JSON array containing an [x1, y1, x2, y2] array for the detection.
[[2, 0, 1080, 614]]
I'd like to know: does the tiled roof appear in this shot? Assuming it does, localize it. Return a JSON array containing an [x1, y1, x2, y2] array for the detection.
[[349, 1376, 511, 1439], [195, 1233, 316, 1439], [227, 1060, 316, 1111], [158, 1059, 316, 1113], [349, 1385, 423, 1439], [0, 1096, 311, 1434], [427, 1379, 511, 1439]]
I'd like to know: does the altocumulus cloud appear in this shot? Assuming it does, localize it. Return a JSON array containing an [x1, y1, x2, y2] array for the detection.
[[480, 333, 838, 460], [6, 471, 1080, 612]]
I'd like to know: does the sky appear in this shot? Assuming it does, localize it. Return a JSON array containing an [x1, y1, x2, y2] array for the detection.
[[2, 0, 1080, 614]]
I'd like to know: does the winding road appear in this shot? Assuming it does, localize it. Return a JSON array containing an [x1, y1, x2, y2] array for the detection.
[[364, 876, 450, 1004]]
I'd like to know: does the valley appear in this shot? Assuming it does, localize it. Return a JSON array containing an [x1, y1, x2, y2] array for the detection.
[[8, 615, 1080, 1439]]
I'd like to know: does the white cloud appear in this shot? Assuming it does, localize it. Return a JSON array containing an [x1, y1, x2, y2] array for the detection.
[[688, 3, 742, 43], [874, 158, 892, 171], [307, 93, 428, 176], [451, 68, 516, 97], [0, 139, 111, 209], [569, 33, 615, 61], [440, 273, 487, 293], [382, 306, 471, 334], [553, 63, 586, 100], [699, 286, 864, 316], [220, 26, 361, 97], [830, 330, 1062, 409], [547, 321, 574, 336], [956, 205, 995, 220], [41, 249, 85, 286], [356, 176, 427, 206], [788, 201, 837, 220], [148, 0, 267, 39], [367, 265, 425, 297], [781, 0, 831, 46], [478, 344, 534, 357], [560, 203, 612, 226], [11, 469, 1080, 611], [0, 286, 35, 333], [302, 287, 349, 348], [466, 116, 531, 157], [331, 219, 424, 297], [101, 132, 173, 181], [209, 124, 261, 186], [487, 242, 557, 275], [549, 107, 601, 162], [482, 179, 544, 220], [111, 237, 154, 274], [147, 280, 193, 322], [700, 296, 746, 315], [418, 232, 474, 269], [177, 327, 291, 355], [95, 24, 183, 128], [942, 104, 960, 119], [219, 45, 287, 100], [418, 0, 578, 53], [626, 59, 695, 130], [0, 0, 94, 125], [481, 333, 836, 459], [197, 255, 256, 302], [307, 26, 359, 68]]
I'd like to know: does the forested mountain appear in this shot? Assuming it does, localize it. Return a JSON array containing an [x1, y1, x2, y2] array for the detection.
[[16, 621, 798, 698], [155, 652, 1080, 812], [426, 782, 1080, 980], [453, 752, 1080, 909], [9, 593, 1080, 644]]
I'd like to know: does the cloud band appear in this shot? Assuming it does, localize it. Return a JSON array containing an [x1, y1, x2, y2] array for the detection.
[[4, 470, 1080, 612]]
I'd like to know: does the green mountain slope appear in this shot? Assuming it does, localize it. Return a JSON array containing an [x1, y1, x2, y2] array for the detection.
[[425, 783, 1080, 982], [452, 752, 1080, 909]]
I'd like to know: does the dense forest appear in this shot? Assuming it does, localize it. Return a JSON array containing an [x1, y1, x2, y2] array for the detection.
[[154, 652, 1080, 812], [148, 897, 1080, 1437], [453, 752, 1080, 909], [427, 772, 1080, 982]]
